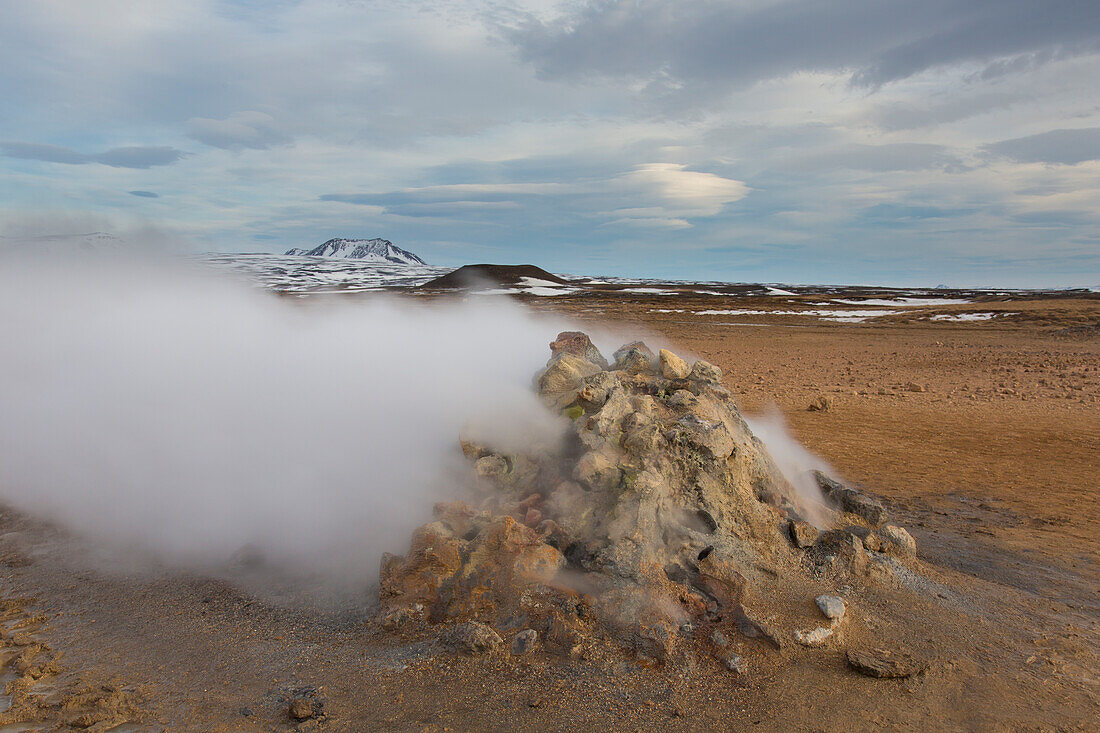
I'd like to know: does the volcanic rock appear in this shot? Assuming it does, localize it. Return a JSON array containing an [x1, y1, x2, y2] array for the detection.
[[815, 595, 846, 621], [813, 471, 888, 526], [659, 349, 690, 379], [511, 629, 540, 655], [288, 697, 315, 721], [788, 520, 819, 549], [551, 331, 609, 369], [423, 264, 569, 289], [879, 524, 917, 560], [444, 622, 504, 654], [612, 341, 655, 373], [846, 648, 925, 679], [688, 360, 722, 384], [376, 332, 922, 668]]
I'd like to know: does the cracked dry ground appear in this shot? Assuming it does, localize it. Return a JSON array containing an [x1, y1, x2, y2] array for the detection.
[[0, 295, 1097, 731]]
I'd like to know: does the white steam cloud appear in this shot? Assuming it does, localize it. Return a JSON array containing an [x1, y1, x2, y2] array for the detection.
[[0, 257, 572, 593], [744, 408, 831, 527]]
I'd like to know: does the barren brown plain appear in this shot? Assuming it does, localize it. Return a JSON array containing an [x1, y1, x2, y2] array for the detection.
[[0, 291, 1097, 731]]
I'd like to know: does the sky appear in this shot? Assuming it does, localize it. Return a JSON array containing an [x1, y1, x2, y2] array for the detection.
[[1, 0, 1098, 287]]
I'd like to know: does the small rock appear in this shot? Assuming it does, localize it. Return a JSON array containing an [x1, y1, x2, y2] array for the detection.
[[658, 349, 690, 379], [879, 525, 917, 560], [815, 595, 846, 621], [443, 621, 503, 654], [689, 360, 723, 384], [287, 697, 314, 721], [719, 653, 746, 674], [538, 354, 602, 398], [812, 471, 887, 526], [710, 630, 729, 648], [905, 382, 926, 393], [788, 520, 819, 549], [549, 331, 609, 369], [846, 648, 925, 678], [794, 627, 834, 646], [511, 629, 539, 655], [612, 341, 655, 373], [663, 562, 688, 584], [808, 395, 831, 412]]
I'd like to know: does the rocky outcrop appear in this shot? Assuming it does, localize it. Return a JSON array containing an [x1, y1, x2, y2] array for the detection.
[[377, 332, 919, 668]]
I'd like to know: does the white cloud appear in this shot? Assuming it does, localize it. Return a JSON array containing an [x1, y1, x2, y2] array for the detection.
[[187, 111, 289, 150]]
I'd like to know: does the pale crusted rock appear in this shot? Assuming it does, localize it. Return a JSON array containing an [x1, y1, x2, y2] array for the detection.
[[585, 388, 633, 440], [573, 450, 621, 492], [668, 415, 735, 460], [612, 341, 655, 373], [577, 370, 620, 410], [665, 389, 699, 410], [815, 595, 846, 621], [659, 349, 690, 379], [538, 354, 601, 400], [879, 524, 917, 560], [794, 626, 834, 646], [623, 422, 663, 456], [689, 360, 722, 384]]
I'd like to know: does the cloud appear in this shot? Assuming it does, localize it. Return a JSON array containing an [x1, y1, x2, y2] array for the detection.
[[617, 163, 749, 216], [506, 0, 1100, 91], [94, 146, 185, 168], [128, 190, 159, 198], [983, 127, 1100, 165], [321, 163, 748, 226], [0, 142, 89, 165], [187, 111, 289, 150], [1, 142, 184, 169], [782, 143, 964, 173]]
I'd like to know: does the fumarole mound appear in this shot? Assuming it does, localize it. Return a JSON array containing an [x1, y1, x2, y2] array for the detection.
[[378, 332, 922, 674]]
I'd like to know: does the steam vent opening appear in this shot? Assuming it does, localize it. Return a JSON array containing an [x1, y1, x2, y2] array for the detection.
[[377, 331, 922, 667]]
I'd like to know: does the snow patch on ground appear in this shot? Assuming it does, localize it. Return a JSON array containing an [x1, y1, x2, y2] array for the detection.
[[832, 298, 972, 307], [929, 312, 1004, 322]]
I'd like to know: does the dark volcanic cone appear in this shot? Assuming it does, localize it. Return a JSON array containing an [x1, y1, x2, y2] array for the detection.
[[422, 264, 570, 290]]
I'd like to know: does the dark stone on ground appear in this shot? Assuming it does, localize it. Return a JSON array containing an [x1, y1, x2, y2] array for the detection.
[[846, 648, 926, 679]]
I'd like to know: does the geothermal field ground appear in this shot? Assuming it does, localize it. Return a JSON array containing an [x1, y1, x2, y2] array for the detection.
[[0, 260, 1097, 731]]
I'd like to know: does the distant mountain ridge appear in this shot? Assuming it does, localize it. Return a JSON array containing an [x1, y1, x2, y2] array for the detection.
[[286, 238, 426, 265], [0, 231, 123, 254]]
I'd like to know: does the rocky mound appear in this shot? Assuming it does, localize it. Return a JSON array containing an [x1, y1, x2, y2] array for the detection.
[[421, 264, 569, 289], [378, 332, 920, 670]]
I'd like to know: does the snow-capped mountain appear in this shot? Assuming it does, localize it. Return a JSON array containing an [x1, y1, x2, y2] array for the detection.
[[285, 238, 426, 265]]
